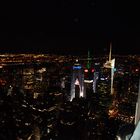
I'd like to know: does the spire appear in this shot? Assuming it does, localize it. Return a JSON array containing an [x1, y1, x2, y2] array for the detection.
[[109, 43, 112, 61], [87, 49, 91, 69], [88, 49, 90, 59], [104, 43, 115, 95]]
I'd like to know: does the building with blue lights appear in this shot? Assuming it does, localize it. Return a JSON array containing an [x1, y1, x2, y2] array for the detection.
[[70, 60, 84, 101]]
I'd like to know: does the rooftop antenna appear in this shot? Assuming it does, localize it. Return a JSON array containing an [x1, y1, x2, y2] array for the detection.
[[87, 49, 91, 69], [109, 42, 112, 61], [104, 42, 115, 95]]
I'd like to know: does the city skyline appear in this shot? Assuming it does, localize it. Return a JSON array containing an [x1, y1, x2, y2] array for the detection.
[[0, 51, 139, 139], [0, 1, 140, 140]]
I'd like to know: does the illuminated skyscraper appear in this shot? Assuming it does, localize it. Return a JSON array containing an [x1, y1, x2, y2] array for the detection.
[[93, 63, 100, 93], [22, 68, 35, 91], [84, 50, 94, 97], [75, 80, 80, 98], [84, 50, 94, 83], [86, 50, 92, 70], [104, 43, 115, 95], [70, 59, 84, 101], [84, 50, 100, 95], [93, 73, 98, 93]]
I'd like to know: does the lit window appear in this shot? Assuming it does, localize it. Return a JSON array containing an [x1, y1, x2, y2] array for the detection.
[[92, 69, 94, 72]]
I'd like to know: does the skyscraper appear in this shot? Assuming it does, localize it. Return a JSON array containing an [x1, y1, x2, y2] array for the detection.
[[70, 59, 84, 101], [84, 50, 94, 83], [93, 73, 98, 93], [104, 43, 115, 95], [84, 50, 94, 97]]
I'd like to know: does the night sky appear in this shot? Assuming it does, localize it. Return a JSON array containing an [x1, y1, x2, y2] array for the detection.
[[0, 1, 140, 54]]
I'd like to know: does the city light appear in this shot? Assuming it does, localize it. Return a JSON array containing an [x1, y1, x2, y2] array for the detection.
[[0, 0, 139, 139], [84, 80, 93, 83], [84, 69, 88, 72], [0, 53, 139, 140], [73, 65, 82, 70], [91, 69, 94, 72]]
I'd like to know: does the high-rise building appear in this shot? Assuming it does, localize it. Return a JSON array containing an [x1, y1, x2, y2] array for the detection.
[[84, 50, 94, 97], [75, 83, 80, 98], [70, 59, 84, 101], [84, 50, 100, 96], [104, 43, 115, 95], [22, 68, 35, 91], [93, 72, 99, 93], [93, 63, 100, 93]]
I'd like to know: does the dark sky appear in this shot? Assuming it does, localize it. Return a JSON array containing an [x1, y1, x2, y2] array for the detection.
[[0, 0, 140, 54]]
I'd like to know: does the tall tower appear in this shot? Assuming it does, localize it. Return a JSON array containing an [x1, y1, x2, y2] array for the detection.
[[109, 42, 112, 62], [84, 50, 94, 82], [87, 50, 92, 69], [70, 59, 84, 101], [135, 79, 140, 126], [84, 50, 94, 97], [104, 43, 115, 95], [93, 73, 98, 93]]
